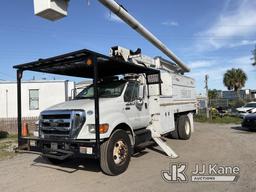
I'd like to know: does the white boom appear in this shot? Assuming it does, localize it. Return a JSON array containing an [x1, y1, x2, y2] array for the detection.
[[99, 0, 190, 72], [33, 0, 191, 73], [98, 0, 190, 73]]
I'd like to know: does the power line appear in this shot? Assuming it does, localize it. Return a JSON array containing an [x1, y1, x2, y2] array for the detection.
[[0, 72, 15, 79], [0, 22, 256, 40]]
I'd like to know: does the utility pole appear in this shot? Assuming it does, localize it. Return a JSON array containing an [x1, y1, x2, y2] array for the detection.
[[6, 89, 8, 118], [205, 74, 209, 119]]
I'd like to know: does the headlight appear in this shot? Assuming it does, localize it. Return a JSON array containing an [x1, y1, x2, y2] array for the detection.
[[88, 124, 109, 134], [70, 110, 86, 136], [88, 124, 95, 133], [72, 111, 86, 130]]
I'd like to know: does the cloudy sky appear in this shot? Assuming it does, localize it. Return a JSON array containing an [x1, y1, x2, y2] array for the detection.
[[0, 0, 255, 94]]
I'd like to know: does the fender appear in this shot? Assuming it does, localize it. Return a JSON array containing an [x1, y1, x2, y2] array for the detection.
[[77, 111, 135, 141], [100, 111, 135, 139]]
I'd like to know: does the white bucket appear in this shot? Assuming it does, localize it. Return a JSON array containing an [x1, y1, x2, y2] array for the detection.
[[33, 0, 68, 21]]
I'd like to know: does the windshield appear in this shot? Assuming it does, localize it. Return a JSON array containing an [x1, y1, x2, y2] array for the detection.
[[244, 103, 256, 108], [75, 81, 126, 99]]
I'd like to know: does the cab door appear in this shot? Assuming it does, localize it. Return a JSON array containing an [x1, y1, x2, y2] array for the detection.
[[123, 82, 150, 129]]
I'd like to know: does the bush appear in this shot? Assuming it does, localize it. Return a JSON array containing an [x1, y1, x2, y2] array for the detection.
[[229, 99, 246, 109], [0, 131, 9, 139], [194, 114, 241, 124]]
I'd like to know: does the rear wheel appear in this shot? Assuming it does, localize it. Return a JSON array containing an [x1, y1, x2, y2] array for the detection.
[[100, 130, 131, 176], [249, 127, 256, 132], [169, 119, 179, 139], [177, 115, 191, 140]]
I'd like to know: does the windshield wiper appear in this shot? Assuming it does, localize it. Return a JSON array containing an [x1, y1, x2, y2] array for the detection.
[[75, 96, 94, 100]]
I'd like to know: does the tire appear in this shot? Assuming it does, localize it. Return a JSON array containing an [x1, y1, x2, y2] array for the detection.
[[169, 118, 179, 139], [249, 127, 256, 132], [100, 130, 131, 176], [177, 115, 191, 140]]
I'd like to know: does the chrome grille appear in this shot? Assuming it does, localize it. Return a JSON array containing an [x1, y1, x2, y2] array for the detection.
[[39, 110, 85, 138]]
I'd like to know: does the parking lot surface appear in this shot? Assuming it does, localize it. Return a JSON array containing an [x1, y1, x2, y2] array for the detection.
[[0, 122, 256, 192]]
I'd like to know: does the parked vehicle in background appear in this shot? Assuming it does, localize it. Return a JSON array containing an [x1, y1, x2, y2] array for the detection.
[[236, 102, 256, 118], [242, 113, 256, 131]]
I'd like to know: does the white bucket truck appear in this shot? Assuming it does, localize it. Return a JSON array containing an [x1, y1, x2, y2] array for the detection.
[[15, 46, 196, 175], [15, 0, 196, 175]]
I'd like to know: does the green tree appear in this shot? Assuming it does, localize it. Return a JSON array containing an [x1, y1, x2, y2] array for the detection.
[[208, 89, 219, 99], [223, 68, 247, 99]]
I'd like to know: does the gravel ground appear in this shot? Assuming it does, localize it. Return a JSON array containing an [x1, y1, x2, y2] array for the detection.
[[0, 122, 256, 192]]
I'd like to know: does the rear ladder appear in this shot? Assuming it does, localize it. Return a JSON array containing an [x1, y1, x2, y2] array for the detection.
[[148, 114, 178, 158]]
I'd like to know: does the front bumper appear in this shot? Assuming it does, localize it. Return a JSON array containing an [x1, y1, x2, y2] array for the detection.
[[242, 119, 256, 130], [19, 137, 101, 159], [237, 112, 248, 118]]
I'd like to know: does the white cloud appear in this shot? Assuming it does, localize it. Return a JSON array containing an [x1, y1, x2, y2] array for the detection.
[[230, 55, 255, 72], [189, 60, 215, 69], [228, 40, 256, 48], [190, 67, 227, 81], [231, 55, 250, 65], [189, 55, 255, 90], [162, 21, 179, 27], [105, 12, 123, 23], [195, 0, 256, 51]]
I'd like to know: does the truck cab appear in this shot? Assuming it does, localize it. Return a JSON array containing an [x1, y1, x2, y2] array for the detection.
[[40, 78, 150, 141]]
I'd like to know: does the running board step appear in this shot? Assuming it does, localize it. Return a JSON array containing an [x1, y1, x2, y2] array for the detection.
[[153, 137, 178, 158], [42, 149, 74, 160]]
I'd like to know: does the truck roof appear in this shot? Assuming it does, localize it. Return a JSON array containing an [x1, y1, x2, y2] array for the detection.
[[13, 49, 159, 78]]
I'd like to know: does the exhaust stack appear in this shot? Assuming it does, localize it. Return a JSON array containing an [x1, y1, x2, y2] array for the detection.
[[98, 0, 190, 73]]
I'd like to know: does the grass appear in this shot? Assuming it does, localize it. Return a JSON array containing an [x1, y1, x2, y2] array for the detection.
[[0, 134, 17, 160], [194, 114, 242, 124]]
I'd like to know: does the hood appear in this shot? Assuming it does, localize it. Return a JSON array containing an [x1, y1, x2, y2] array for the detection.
[[46, 97, 121, 111], [244, 113, 256, 120], [236, 107, 254, 112]]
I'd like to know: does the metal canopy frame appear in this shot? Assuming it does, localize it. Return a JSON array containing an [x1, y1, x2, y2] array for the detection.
[[14, 49, 159, 78], [13, 48, 160, 158]]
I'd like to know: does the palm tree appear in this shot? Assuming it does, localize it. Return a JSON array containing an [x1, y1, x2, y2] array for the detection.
[[223, 68, 247, 99]]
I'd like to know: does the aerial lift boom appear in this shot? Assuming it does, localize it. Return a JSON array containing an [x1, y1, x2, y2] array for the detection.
[[33, 0, 190, 73]]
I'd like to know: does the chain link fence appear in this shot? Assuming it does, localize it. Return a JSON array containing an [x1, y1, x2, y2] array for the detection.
[[197, 97, 251, 117]]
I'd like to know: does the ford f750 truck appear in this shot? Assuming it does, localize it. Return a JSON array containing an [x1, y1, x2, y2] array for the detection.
[[14, 46, 196, 175]]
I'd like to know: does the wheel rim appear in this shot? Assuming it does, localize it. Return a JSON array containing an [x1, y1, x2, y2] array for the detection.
[[185, 121, 190, 135], [113, 140, 128, 165]]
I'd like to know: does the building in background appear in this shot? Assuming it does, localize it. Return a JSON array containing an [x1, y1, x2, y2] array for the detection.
[[196, 96, 207, 110], [219, 89, 255, 100], [0, 80, 74, 118], [250, 90, 256, 99]]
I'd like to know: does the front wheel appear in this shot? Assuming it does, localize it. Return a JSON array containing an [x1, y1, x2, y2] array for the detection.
[[100, 130, 131, 176]]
